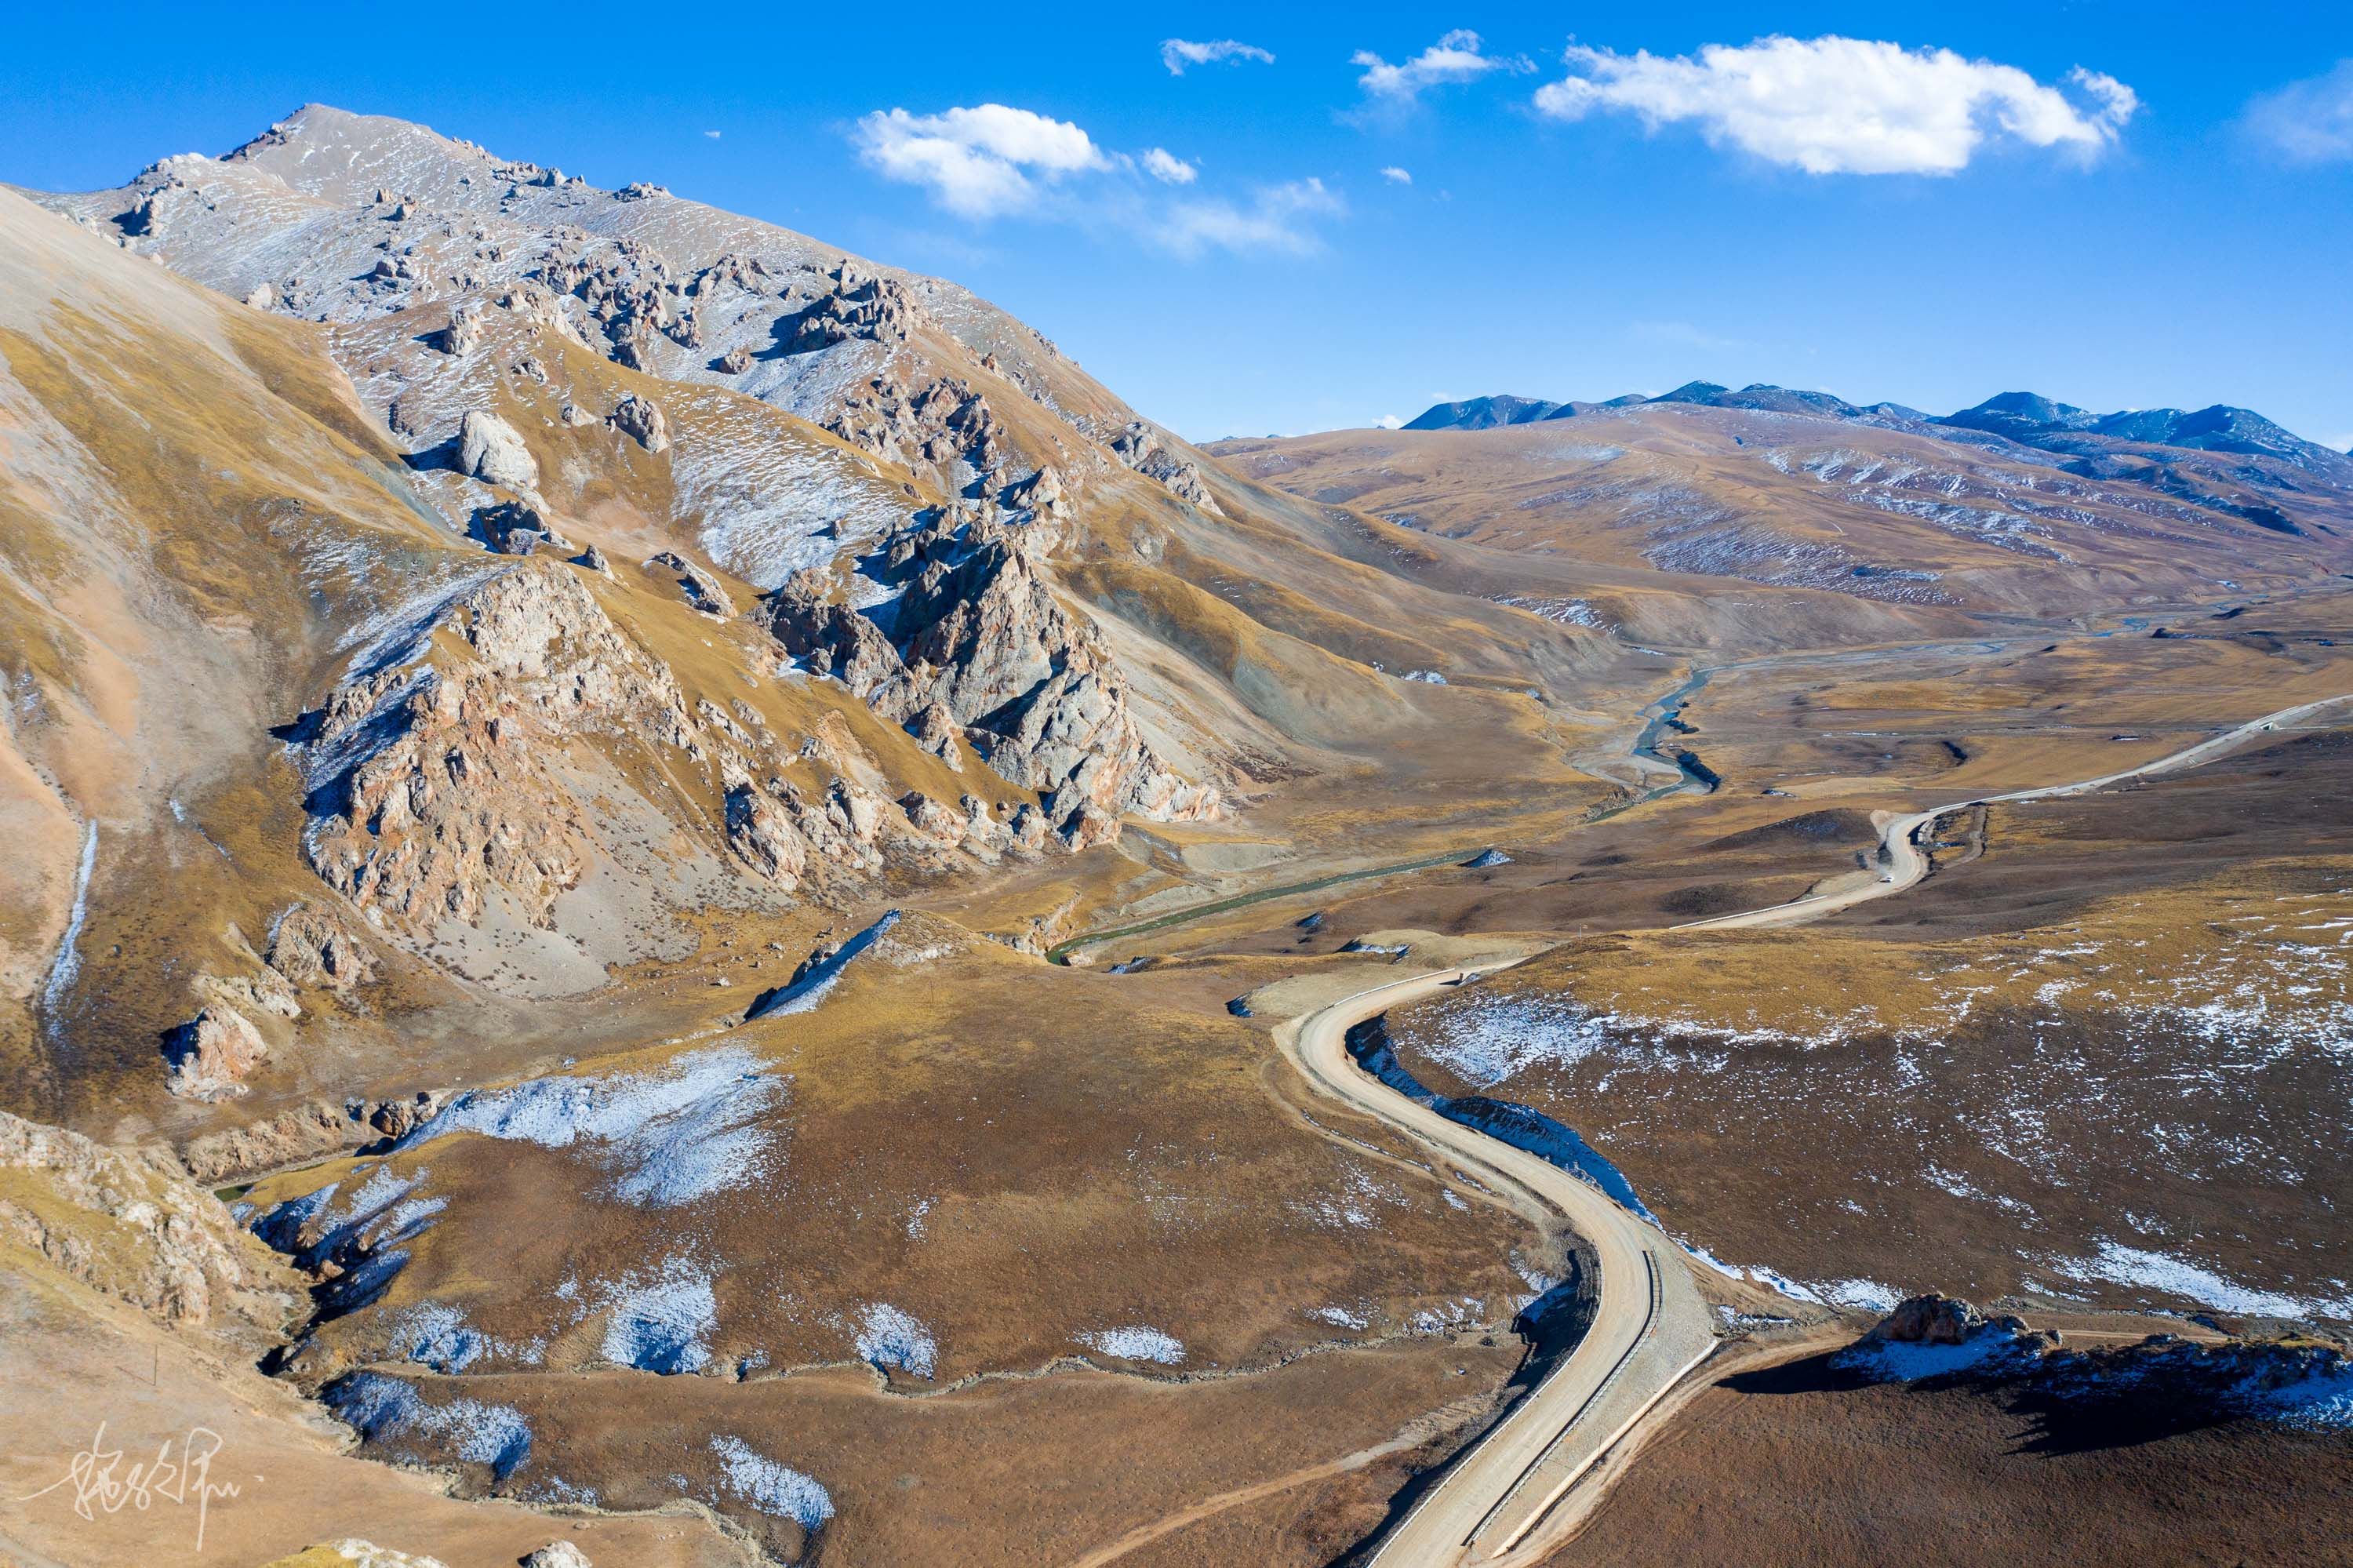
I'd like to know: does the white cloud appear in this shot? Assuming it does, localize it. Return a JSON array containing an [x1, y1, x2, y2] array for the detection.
[[1532, 35, 2138, 175], [1162, 38, 1275, 76], [853, 104, 1108, 218], [2242, 60, 2353, 164], [1354, 30, 1528, 102], [1380, 166, 1413, 184], [703, 129, 722, 140], [850, 102, 1333, 258], [1158, 178, 1344, 258], [1373, 413, 1407, 428], [1142, 147, 1198, 185]]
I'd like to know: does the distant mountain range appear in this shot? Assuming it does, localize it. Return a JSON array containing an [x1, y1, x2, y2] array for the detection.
[[1402, 383, 2353, 478]]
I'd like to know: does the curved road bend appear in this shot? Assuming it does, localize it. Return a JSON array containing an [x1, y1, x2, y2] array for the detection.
[[1272, 691, 2353, 1563], [1281, 969, 1718, 1568], [1676, 693, 2353, 933]]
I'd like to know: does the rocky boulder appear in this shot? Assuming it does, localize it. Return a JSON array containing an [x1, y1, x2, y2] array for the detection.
[[609, 392, 671, 453], [1875, 1293, 1989, 1346], [456, 409, 537, 491], [162, 1006, 267, 1100], [267, 903, 379, 992], [523, 1545, 592, 1568]]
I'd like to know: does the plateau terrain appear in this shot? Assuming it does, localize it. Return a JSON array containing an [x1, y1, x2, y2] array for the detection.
[[2, 102, 2348, 1568]]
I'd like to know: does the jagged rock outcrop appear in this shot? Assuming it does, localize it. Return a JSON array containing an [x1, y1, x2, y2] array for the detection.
[[751, 512, 1215, 842], [0, 1107, 296, 1341], [907, 699, 963, 770], [303, 566, 693, 939], [456, 409, 536, 491], [721, 770, 894, 891], [473, 498, 568, 555], [609, 391, 670, 453], [1109, 421, 1222, 515], [163, 1006, 268, 1100], [196, 966, 301, 1022], [180, 1091, 446, 1184], [827, 369, 1008, 479], [788, 262, 926, 351], [1007, 463, 1066, 517], [436, 300, 483, 355], [643, 551, 733, 617], [267, 903, 380, 992], [718, 344, 753, 374]]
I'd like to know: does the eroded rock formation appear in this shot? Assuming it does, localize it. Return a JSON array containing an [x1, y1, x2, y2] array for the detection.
[[752, 510, 1217, 843], [303, 566, 692, 938]]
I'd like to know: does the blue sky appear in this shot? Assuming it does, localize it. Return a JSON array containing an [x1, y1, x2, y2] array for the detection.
[[5, 3, 2349, 446]]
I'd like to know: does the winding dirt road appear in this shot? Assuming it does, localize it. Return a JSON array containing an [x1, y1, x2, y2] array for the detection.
[[1279, 970, 1718, 1567], [1676, 693, 2353, 932], [1271, 689, 2353, 1565]]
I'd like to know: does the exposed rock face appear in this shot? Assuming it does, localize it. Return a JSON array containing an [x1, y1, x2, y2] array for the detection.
[[643, 551, 733, 617], [456, 409, 536, 491], [197, 966, 301, 1021], [0, 1108, 295, 1341], [717, 344, 753, 375], [752, 512, 1215, 841], [267, 903, 380, 992], [826, 369, 1007, 480], [304, 566, 693, 939], [436, 300, 483, 355], [1109, 421, 1222, 515], [473, 498, 569, 555], [609, 392, 670, 453], [179, 1091, 446, 1184], [163, 1006, 267, 1100], [907, 699, 963, 770], [721, 770, 896, 891]]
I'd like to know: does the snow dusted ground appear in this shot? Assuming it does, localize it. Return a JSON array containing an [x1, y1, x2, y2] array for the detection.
[[853, 1301, 938, 1378], [709, 1434, 835, 1530], [398, 1042, 791, 1208], [1393, 895, 2353, 1321], [325, 1371, 534, 1480], [596, 1257, 721, 1373], [1835, 1316, 2353, 1432]]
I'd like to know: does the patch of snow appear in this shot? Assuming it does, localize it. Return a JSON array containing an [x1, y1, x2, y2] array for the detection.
[[853, 1302, 938, 1378], [1076, 1326, 1186, 1364], [389, 1301, 488, 1373], [39, 824, 98, 1023], [744, 911, 900, 1021], [401, 1043, 788, 1208], [598, 1257, 718, 1373], [710, 1434, 835, 1530], [325, 1371, 533, 1480], [2052, 1242, 2353, 1319], [1833, 1328, 2038, 1383]]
